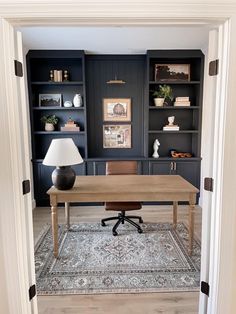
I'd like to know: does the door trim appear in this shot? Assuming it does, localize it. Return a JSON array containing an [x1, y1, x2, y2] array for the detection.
[[0, 3, 236, 314]]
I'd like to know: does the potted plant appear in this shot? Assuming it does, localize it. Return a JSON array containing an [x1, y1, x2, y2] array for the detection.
[[40, 115, 58, 131], [152, 85, 173, 106]]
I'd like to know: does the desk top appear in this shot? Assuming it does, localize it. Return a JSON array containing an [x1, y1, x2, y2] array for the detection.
[[47, 175, 199, 203]]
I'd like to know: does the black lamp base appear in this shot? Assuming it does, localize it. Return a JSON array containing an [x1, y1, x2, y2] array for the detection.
[[52, 166, 76, 190]]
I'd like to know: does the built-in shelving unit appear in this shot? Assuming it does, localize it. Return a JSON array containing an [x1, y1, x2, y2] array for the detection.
[[26, 50, 87, 205], [145, 50, 204, 188], [26, 49, 204, 206]]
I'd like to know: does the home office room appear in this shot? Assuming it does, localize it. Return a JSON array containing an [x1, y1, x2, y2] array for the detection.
[[1, 2, 236, 314]]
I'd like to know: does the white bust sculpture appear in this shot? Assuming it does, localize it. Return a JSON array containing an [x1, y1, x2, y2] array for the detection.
[[152, 139, 160, 158], [168, 116, 175, 126]]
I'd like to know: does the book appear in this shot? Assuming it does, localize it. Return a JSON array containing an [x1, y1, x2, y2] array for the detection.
[[174, 101, 191, 106], [163, 125, 180, 131], [175, 96, 189, 101], [61, 126, 80, 132], [65, 123, 77, 127], [52, 70, 63, 82]]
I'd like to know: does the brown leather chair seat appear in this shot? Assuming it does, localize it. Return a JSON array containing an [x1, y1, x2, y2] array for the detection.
[[101, 161, 143, 236]]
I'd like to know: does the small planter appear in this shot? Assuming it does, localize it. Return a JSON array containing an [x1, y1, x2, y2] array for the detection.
[[154, 98, 164, 107], [45, 123, 55, 131]]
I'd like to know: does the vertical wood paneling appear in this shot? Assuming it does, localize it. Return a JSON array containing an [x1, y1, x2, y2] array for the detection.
[[86, 55, 145, 158]]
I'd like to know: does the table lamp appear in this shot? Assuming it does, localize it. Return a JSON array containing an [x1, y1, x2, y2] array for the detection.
[[43, 138, 83, 190]]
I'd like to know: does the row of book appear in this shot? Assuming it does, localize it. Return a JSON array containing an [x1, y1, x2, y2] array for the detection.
[[50, 69, 69, 82], [174, 96, 190, 106], [52, 70, 63, 82]]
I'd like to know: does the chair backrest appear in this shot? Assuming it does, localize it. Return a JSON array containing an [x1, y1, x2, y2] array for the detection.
[[106, 161, 138, 176]]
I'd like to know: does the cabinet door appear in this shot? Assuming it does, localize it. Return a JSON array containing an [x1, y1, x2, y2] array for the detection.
[[86, 161, 106, 175], [175, 161, 200, 188], [148, 161, 173, 175]]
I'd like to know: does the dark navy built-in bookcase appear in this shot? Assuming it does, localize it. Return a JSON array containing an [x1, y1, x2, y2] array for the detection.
[[26, 49, 204, 206]]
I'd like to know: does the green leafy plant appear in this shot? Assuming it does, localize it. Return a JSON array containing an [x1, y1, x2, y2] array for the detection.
[[40, 115, 58, 125], [152, 85, 173, 101]]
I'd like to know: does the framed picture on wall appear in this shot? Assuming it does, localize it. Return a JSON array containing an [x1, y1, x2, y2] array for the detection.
[[155, 64, 190, 82], [39, 94, 62, 107], [103, 98, 131, 122], [103, 124, 131, 148]]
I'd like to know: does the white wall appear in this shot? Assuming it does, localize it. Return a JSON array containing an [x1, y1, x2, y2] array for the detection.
[[19, 26, 210, 54]]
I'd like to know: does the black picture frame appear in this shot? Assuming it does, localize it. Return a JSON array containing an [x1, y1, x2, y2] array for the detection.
[[39, 94, 62, 107]]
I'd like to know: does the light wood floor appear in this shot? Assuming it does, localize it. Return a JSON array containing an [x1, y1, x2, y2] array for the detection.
[[33, 205, 202, 314]]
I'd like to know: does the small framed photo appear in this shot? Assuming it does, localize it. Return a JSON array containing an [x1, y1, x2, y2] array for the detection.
[[103, 124, 131, 148], [103, 98, 131, 122], [39, 94, 62, 107], [155, 64, 190, 82]]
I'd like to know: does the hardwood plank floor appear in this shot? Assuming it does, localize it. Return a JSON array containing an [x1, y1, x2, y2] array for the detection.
[[33, 205, 201, 314]]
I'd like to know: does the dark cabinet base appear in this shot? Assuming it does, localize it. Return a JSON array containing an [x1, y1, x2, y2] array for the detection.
[[34, 158, 200, 206]]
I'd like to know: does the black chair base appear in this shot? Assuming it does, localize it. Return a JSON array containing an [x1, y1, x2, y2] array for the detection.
[[101, 211, 143, 236]]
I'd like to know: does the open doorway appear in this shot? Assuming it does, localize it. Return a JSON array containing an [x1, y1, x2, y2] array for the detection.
[[20, 25, 211, 314], [0, 9, 233, 314]]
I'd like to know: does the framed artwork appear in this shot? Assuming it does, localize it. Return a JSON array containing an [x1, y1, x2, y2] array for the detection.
[[39, 94, 62, 107], [103, 98, 131, 122], [103, 124, 131, 148], [155, 64, 190, 82]]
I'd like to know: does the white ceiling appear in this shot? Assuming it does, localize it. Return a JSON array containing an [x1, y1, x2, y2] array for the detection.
[[19, 26, 210, 54]]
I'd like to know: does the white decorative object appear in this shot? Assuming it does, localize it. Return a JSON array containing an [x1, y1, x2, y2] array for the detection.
[[45, 123, 54, 131], [154, 98, 164, 107], [152, 139, 160, 158], [63, 100, 73, 108], [168, 116, 175, 125], [73, 94, 82, 107]]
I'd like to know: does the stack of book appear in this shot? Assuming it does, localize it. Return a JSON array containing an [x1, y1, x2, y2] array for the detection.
[[163, 124, 180, 131], [174, 97, 191, 107], [61, 120, 80, 132], [53, 70, 63, 82]]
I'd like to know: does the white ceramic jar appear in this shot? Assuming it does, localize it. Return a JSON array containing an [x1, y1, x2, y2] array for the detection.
[[73, 94, 82, 107]]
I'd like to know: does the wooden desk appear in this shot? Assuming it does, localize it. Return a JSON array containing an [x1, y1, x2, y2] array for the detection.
[[47, 175, 199, 258]]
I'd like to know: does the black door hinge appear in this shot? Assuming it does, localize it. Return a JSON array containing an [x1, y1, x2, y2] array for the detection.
[[14, 60, 23, 77], [204, 177, 213, 192], [209, 59, 219, 76], [29, 284, 36, 301], [201, 281, 210, 296], [22, 180, 30, 195]]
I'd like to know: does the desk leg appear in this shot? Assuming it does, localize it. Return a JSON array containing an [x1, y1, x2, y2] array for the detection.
[[65, 202, 70, 230], [188, 194, 196, 255], [173, 201, 178, 228], [51, 195, 58, 258]]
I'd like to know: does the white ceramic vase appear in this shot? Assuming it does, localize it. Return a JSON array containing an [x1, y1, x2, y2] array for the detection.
[[73, 94, 82, 107], [45, 123, 54, 131], [154, 98, 164, 107]]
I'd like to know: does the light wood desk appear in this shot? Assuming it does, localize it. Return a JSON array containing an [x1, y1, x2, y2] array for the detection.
[[47, 175, 199, 258]]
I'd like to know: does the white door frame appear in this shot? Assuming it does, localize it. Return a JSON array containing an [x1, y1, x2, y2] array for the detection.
[[0, 2, 236, 314]]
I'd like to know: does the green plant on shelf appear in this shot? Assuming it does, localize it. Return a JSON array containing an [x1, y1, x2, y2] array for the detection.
[[40, 114, 58, 125], [152, 84, 173, 100], [40, 115, 58, 131]]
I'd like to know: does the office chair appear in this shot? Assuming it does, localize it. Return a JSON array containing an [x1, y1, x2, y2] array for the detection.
[[101, 161, 143, 236]]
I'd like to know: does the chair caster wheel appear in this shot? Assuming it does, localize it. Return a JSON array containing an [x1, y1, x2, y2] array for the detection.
[[139, 218, 143, 223], [101, 221, 106, 227], [112, 231, 118, 236], [138, 228, 143, 234]]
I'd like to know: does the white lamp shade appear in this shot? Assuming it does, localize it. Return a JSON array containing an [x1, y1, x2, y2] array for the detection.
[[43, 138, 83, 166]]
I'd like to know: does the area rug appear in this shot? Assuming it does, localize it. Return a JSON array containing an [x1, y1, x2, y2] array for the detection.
[[35, 222, 201, 295]]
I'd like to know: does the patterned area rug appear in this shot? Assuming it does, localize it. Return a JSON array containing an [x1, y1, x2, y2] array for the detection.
[[35, 222, 201, 295]]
